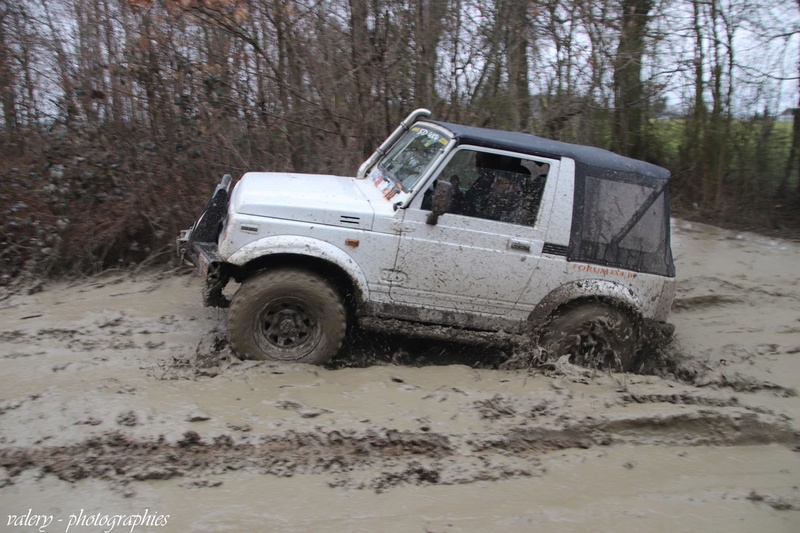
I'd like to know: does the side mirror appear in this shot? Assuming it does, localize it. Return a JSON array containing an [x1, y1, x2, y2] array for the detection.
[[426, 180, 454, 225]]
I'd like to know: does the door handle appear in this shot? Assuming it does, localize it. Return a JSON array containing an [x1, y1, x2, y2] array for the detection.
[[509, 240, 531, 252]]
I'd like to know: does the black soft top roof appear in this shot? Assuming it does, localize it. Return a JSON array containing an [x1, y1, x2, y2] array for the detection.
[[427, 120, 670, 184]]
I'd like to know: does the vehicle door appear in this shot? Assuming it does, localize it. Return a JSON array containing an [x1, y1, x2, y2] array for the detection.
[[389, 147, 559, 315]]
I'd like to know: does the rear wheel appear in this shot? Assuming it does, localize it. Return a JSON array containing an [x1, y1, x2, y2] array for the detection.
[[227, 269, 347, 364], [539, 302, 640, 372]]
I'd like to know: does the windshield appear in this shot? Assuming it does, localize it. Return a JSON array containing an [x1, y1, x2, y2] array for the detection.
[[371, 125, 451, 194]]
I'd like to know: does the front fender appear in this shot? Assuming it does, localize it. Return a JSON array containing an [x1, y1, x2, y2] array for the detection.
[[528, 279, 642, 323], [225, 235, 370, 301]]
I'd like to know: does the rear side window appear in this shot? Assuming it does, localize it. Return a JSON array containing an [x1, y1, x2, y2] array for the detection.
[[571, 174, 674, 276]]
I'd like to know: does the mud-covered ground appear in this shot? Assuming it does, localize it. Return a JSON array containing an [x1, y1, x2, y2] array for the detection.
[[1, 220, 799, 532]]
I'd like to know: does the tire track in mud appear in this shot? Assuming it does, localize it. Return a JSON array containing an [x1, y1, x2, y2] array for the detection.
[[672, 275, 800, 310], [2, 403, 797, 493], [668, 273, 800, 396], [2, 271, 799, 496]]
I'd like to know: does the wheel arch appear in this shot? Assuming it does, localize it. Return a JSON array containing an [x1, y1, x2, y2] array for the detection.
[[528, 279, 643, 326], [225, 236, 369, 312]]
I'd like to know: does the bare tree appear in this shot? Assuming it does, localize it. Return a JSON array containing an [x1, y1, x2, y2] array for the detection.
[[413, 0, 447, 108], [779, 0, 800, 205], [0, 4, 19, 133], [612, 0, 653, 159]]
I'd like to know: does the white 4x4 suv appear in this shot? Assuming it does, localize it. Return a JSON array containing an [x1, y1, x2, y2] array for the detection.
[[178, 109, 676, 371]]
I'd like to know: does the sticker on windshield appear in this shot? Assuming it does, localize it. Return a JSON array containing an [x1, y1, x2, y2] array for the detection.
[[370, 167, 403, 201], [411, 127, 449, 147]]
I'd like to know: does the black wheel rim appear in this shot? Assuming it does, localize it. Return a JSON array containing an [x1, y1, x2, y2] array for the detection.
[[253, 296, 322, 361]]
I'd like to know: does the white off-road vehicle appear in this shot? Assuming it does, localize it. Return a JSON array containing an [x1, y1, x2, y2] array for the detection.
[[178, 109, 676, 371]]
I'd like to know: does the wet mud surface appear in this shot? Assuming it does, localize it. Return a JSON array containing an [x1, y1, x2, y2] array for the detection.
[[2, 220, 800, 531]]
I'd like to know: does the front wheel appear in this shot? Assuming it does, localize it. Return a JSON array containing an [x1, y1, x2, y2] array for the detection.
[[539, 302, 640, 372], [227, 269, 347, 364]]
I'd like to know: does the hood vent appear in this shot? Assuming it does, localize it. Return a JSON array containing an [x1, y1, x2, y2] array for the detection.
[[339, 215, 362, 226]]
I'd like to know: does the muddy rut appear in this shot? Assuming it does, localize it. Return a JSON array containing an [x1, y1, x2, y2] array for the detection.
[[1, 220, 800, 532]]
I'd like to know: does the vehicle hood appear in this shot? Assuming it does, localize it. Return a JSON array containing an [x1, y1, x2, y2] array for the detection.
[[231, 172, 393, 230]]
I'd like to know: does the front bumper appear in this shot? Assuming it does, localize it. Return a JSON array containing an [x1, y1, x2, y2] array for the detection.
[[177, 174, 233, 307]]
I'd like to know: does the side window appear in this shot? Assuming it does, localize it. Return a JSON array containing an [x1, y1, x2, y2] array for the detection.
[[434, 149, 549, 227]]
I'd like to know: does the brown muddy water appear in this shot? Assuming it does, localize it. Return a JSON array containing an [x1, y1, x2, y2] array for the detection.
[[1, 220, 800, 532]]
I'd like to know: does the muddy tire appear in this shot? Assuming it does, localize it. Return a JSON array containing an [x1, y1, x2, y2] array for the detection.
[[227, 269, 346, 364], [539, 302, 640, 372]]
